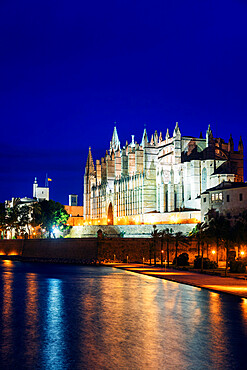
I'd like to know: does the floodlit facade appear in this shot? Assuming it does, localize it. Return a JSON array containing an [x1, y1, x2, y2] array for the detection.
[[201, 181, 247, 223], [33, 177, 49, 201], [84, 123, 244, 225]]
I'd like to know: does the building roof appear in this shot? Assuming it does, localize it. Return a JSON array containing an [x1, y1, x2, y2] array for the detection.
[[202, 181, 247, 194]]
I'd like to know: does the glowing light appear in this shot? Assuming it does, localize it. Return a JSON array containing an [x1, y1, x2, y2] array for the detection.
[[240, 251, 245, 256], [53, 227, 60, 238], [161, 250, 164, 253], [212, 250, 216, 255], [3, 260, 13, 266]]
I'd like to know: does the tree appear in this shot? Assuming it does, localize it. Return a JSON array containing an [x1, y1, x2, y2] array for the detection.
[[207, 210, 225, 264], [207, 211, 232, 275], [39, 200, 70, 238], [175, 252, 189, 266], [151, 225, 159, 265], [173, 231, 190, 267], [6, 205, 30, 238], [159, 228, 173, 267], [0, 203, 7, 238], [30, 202, 42, 228], [232, 210, 247, 253], [190, 222, 208, 272]]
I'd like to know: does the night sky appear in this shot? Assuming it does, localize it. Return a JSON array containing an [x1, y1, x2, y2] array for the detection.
[[1, 0, 247, 205]]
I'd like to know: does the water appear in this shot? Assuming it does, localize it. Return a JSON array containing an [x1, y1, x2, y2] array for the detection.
[[0, 261, 247, 370]]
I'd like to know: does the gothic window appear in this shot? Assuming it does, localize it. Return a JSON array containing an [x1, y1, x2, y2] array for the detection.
[[201, 168, 207, 193], [240, 193, 243, 201]]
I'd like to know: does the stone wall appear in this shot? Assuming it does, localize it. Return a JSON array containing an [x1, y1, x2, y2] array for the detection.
[[70, 223, 196, 238], [0, 237, 197, 264], [0, 239, 98, 261]]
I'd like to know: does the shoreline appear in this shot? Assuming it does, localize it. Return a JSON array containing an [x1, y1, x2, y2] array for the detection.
[[1, 256, 247, 299], [109, 263, 247, 299]]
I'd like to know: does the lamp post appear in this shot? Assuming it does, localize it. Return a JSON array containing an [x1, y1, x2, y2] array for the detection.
[[161, 250, 164, 267], [212, 250, 216, 272]]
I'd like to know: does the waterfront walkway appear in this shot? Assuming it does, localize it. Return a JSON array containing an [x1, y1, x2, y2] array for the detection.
[[110, 263, 247, 299]]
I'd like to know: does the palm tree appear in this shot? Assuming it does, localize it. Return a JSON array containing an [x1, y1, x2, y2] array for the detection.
[[173, 231, 190, 267], [207, 211, 232, 274], [191, 222, 208, 272], [159, 228, 173, 267], [207, 210, 225, 265], [151, 225, 159, 265]]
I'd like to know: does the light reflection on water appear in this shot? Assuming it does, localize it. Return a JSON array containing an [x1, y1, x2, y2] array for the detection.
[[0, 262, 247, 369], [43, 278, 65, 369]]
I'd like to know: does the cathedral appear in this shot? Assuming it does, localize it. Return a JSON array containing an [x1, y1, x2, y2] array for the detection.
[[84, 123, 243, 225]]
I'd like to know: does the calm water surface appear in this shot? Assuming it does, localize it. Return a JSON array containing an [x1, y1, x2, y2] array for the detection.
[[0, 260, 247, 370]]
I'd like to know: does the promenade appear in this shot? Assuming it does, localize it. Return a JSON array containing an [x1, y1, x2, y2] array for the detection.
[[110, 263, 247, 299]]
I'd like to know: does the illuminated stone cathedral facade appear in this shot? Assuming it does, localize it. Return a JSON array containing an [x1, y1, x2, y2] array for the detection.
[[84, 123, 243, 225]]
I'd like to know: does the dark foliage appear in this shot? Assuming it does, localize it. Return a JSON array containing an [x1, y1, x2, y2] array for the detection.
[[194, 256, 218, 270], [229, 261, 246, 273], [173, 252, 190, 266]]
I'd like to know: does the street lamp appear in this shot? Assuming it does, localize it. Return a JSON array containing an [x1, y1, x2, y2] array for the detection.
[[161, 250, 164, 267]]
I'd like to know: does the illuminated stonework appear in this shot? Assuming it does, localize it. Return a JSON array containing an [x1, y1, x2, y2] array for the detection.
[[84, 124, 243, 225]]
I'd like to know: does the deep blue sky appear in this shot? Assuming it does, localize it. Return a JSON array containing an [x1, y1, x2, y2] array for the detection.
[[1, 0, 247, 205]]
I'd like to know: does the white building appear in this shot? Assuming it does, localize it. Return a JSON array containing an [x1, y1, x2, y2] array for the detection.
[[84, 123, 244, 225], [33, 177, 49, 201], [201, 181, 247, 222]]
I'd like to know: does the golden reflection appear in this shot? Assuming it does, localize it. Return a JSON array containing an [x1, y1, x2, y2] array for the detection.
[[241, 298, 247, 335], [205, 285, 247, 294], [82, 271, 192, 368], [25, 274, 38, 368], [1, 271, 14, 360], [208, 291, 226, 366], [2, 260, 13, 267]]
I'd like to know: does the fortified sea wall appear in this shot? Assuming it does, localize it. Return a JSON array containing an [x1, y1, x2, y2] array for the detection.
[[0, 235, 203, 264], [0, 239, 98, 261]]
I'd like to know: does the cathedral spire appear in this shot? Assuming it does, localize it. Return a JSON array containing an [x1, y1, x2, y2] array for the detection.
[[154, 130, 158, 145], [228, 134, 234, 152], [130, 134, 135, 147], [159, 131, 163, 143], [165, 128, 170, 141], [206, 124, 213, 146], [173, 122, 181, 137], [238, 136, 243, 153], [141, 128, 148, 147], [85, 147, 95, 175], [110, 126, 120, 152]]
